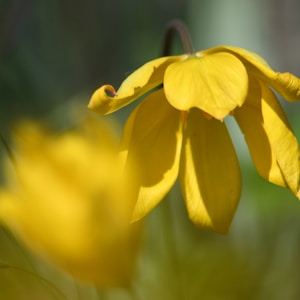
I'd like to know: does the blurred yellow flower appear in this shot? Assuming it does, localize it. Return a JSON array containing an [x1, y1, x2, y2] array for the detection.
[[88, 46, 300, 233], [0, 115, 141, 287]]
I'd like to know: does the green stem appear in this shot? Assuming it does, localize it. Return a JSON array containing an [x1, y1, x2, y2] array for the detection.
[[160, 195, 184, 300], [162, 19, 194, 56], [0, 134, 15, 164]]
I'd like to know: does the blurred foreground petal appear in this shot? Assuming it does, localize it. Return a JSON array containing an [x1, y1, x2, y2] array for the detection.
[[0, 115, 142, 287]]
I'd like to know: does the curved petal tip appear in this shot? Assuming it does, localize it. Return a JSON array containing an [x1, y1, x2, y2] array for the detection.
[[88, 85, 116, 114]]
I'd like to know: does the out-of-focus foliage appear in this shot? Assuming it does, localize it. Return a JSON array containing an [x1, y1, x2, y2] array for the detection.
[[0, 0, 186, 132]]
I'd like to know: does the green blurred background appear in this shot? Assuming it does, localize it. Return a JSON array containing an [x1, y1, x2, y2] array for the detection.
[[1, 0, 300, 299]]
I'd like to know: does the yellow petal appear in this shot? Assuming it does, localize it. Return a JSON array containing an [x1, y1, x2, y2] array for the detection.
[[235, 77, 300, 197], [120, 89, 183, 222], [88, 56, 182, 114], [179, 108, 241, 233], [0, 117, 142, 287], [234, 79, 285, 186], [203, 46, 300, 101], [0, 190, 22, 229], [261, 81, 300, 196], [164, 53, 248, 120]]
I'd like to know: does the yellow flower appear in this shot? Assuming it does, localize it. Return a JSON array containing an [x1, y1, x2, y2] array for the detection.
[[88, 46, 300, 233], [0, 115, 141, 287]]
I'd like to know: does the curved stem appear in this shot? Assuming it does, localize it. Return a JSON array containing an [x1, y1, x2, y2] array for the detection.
[[162, 19, 194, 56]]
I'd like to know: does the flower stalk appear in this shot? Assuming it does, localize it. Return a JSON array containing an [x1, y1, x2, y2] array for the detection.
[[162, 19, 194, 56]]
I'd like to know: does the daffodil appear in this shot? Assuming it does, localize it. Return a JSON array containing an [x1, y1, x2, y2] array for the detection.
[[0, 115, 141, 287], [89, 34, 300, 233]]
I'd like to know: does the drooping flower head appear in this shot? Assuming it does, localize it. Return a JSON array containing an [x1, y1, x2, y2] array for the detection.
[[0, 113, 142, 287], [88, 20, 300, 233]]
